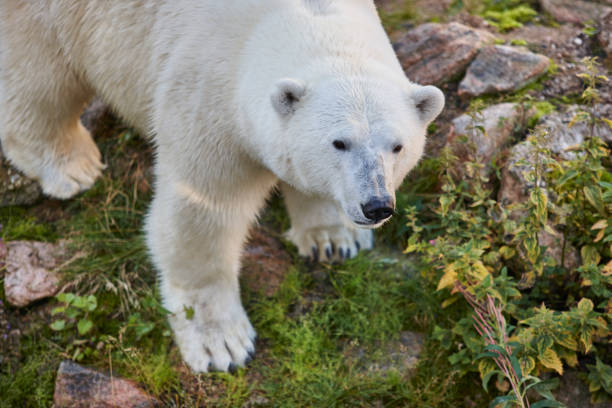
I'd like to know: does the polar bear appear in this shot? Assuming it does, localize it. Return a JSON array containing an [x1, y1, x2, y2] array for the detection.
[[0, 0, 444, 372]]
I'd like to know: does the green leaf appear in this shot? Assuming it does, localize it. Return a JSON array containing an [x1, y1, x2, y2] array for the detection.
[[50, 320, 66, 331], [583, 185, 605, 214], [184, 305, 195, 320], [580, 246, 600, 266], [531, 400, 565, 408], [509, 354, 523, 381], [539, 348, 563, 375], [489, 395, 515, 408], [77, 318, 93, 335], [51, 306, 66, 316], [519, 356, 536, 375], [65, 308, 80, 320], [72, 296, 88, 310], [86, 295, 98, 312], [57, 293, 75, 304], [577, 298, 594, 313]]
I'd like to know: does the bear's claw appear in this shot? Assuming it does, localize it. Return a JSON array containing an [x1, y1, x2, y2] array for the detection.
[[288, 224, 373, 263]]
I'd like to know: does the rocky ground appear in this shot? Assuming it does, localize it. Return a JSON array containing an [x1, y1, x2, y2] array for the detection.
[[1, 0, 611, 407]]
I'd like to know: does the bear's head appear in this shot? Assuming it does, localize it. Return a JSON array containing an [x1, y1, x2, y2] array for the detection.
[[269, 75, 444, 228]]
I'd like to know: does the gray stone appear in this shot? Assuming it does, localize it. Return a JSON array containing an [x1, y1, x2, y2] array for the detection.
[[538, 227, 580, 271], [498, 141, 534, 207], [344, 331, 424, 376], [600, 10, 612, 63], [54, 360, 158, 408], [539, 104, 612, 161], [458, 46, 550, 97], [541, 0, 612, 26], [393, 22, 495, 85], [447, 103, 520, 175]]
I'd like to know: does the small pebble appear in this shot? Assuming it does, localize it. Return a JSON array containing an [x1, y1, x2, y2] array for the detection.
[[573, 38, 583, 46]]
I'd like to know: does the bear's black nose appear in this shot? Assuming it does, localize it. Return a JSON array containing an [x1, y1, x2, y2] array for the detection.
[[361, 198, 394, 223]]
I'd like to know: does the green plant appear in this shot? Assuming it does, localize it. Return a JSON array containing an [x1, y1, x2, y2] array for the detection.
[[484, 6, 537, 32], [404, 61, 612, 403], [50, 293, 102, 361]]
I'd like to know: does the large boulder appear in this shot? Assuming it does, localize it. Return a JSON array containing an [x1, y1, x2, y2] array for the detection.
[[459, 46, 550, 97], [538, 104, 612, 160], [447, 103, 521, 176], [393, 22, 495, 85]]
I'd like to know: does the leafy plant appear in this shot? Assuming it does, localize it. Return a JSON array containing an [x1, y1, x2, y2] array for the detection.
[[50, 293, 101, 361], [404, 58, 612, 404]]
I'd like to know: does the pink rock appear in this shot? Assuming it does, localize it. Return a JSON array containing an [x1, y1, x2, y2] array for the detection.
[[3, 241, 64, 307], [394, 22, 495, 85], [53, 360, 158, 408]]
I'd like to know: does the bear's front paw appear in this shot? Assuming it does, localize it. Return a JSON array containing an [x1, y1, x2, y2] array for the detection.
[[166, 287, 256, 373], [286, 225, 373, 262]]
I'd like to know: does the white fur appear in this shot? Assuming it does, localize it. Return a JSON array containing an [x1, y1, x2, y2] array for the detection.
[[0, 0, 444, 372]]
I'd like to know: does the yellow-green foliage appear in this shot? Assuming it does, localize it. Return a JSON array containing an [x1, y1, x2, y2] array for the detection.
[[404, 60, 612, 405], [484, 6, 537, 32]]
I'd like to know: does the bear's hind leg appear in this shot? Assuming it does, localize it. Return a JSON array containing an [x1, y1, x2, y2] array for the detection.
[[281, 182, 373, 262], [0, 11, 102, 199]]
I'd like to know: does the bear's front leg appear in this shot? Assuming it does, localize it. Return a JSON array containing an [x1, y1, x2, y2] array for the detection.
[[281, 182, 373, 262], [146, 178, 259, 373]]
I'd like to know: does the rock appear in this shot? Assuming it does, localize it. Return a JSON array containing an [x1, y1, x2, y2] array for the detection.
[[344, 331, 424, 376], [53, 360, 158, 408], [600, 10, 612, 62], [498, 141, 538, 207], [393, 22, 495, 85], [554, 370, 612, 408], [539, 104, 612, 160], [459, 45, 550, 97], [0, 147, 42, 207], [499, 103, 612, 213], [3, 241, 65, 307], [241, 227, 292, 297], [538, 227, 580, 270], [540, 0, 612, 26], [447, 103, 521, 175]]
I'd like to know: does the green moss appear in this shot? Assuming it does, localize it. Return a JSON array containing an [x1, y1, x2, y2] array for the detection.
[[525, 100, 557, 128], [0, 207, 57, 241], [510, 39, 528, 46], [379, 2, 417, 31], [483, 5, 537, 32], [0, 341, 58, 408]]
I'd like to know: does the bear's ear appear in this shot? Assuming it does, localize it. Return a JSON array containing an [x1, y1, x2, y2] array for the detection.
[[271, 78, 306, 116], [409, 85, 445, 124]]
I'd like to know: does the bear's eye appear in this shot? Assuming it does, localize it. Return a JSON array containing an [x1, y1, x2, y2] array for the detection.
[[392, 144, 403, 154], [333, 140, 347, 151]]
